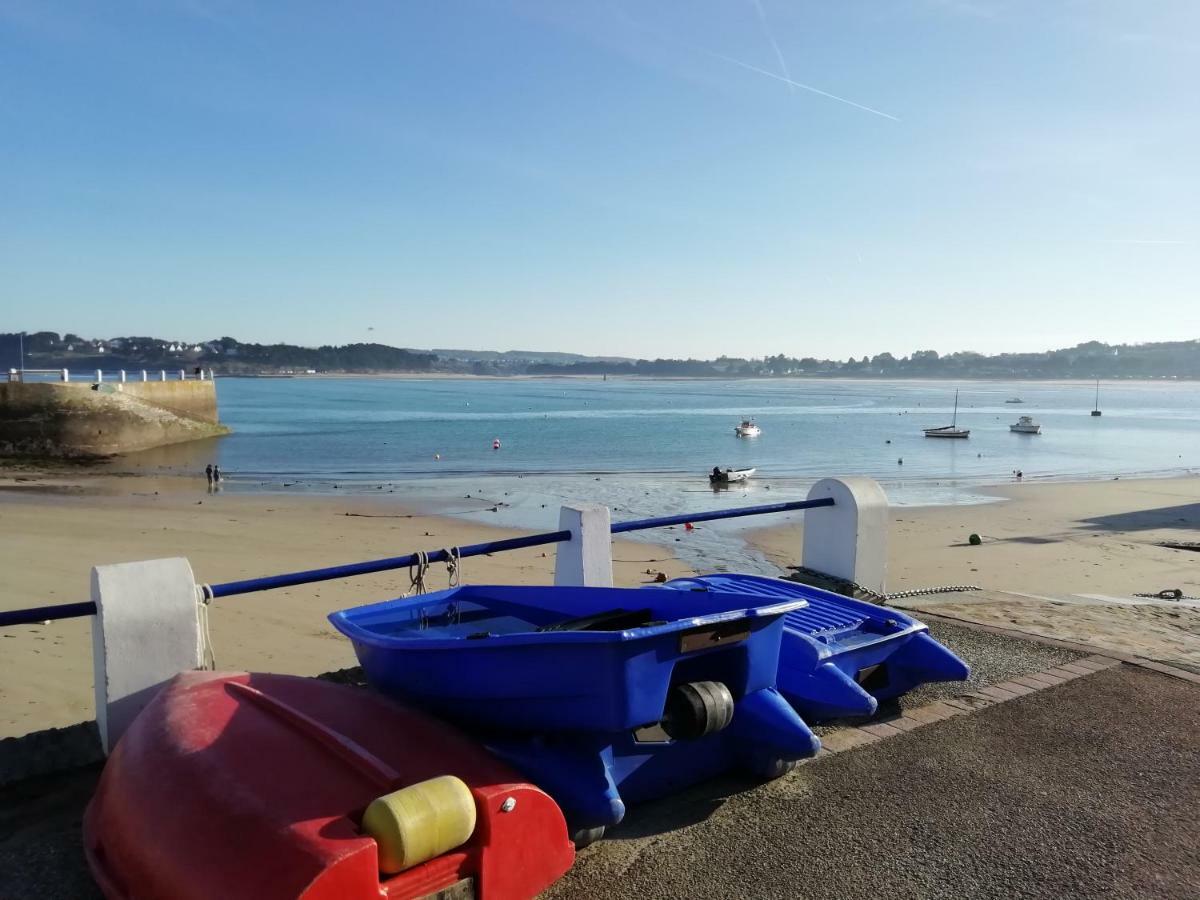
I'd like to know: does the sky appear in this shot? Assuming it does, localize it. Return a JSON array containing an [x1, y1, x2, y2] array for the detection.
[[2, 1, 1197, 360]]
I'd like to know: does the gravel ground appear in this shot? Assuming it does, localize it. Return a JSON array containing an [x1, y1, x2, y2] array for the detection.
[[549, 665, 1200, 900]]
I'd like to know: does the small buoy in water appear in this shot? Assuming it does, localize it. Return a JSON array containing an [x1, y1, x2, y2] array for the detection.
[[897, 458, 903, 465], [885, 439, 891, 444], [492, 438, 501, 450], [684, 522, 695, 531], [434, 453, 440, 460]]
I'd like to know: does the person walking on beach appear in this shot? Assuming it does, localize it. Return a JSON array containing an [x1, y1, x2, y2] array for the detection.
[[205, 464, 213, 487], [213, 464, 222, 486]]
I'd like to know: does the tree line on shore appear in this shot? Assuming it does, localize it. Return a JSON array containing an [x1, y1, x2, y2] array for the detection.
[[2, 332, 1198, 379]]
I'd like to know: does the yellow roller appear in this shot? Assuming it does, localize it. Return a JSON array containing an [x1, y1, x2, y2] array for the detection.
[[361, 775, 477, 874]]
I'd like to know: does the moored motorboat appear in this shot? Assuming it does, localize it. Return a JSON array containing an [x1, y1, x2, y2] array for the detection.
[[330, 584, 821, 836], [710, 466, 756, 484], [1010, 415, 1041, 434], [1005, 398, 1024, 404], [734, 419, 761, 437]]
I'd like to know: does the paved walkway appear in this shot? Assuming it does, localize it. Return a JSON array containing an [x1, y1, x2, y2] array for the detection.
[[549, 664, 1200, 900]]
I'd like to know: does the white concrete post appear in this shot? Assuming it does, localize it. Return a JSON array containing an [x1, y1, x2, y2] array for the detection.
[[179, 369, 186, 381], [554, 504, 614, 587], [801, 477, 889, 596], [141, 369, 148, 382], [95, 369, 103, 383], [119, 369, 127, 383], [159, 370, 166, 381], [199, 369, 206, 381], [8, 368, 16, 382], [91, 558, 204, 754], [61, 368, 69, 382]]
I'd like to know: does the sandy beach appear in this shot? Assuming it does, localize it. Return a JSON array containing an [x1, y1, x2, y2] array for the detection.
[[751, 476, 1200, 669], [0, 473, 693, 739], [3, 471, 1198, 739]]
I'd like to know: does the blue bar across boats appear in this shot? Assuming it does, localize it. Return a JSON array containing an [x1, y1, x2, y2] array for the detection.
[[657, 574, 970, 721], [330, 584, 822, 840]]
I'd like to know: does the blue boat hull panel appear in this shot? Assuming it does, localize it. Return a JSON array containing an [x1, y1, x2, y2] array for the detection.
[[660, 575, 969, 721]]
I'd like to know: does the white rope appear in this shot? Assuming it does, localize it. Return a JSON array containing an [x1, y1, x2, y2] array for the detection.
[[444, 546, 463, 589], [197, 584, 217, 671], [404, 551, 431, 599]]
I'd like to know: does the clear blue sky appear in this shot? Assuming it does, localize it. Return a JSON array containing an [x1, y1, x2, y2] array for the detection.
[[2, 1, 1197, 360]]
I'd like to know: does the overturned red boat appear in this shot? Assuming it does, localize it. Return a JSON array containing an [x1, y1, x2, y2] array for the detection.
[[85, 671, 575, 900]]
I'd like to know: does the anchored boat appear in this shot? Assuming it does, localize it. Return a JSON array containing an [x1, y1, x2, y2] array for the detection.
[[1010, 415, 1041, 434], [710, 466, 756, 484], [330, 584, 821, 838], [658, 574, 969, 722], [734, 419, 761, 437], [923, 389, 970, 439]]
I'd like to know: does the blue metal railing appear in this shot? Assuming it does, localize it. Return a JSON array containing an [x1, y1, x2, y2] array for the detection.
[[0, 497, 834, 628]]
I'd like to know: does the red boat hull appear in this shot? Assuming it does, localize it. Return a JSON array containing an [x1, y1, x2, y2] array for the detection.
[[84, 671, 574, 900]]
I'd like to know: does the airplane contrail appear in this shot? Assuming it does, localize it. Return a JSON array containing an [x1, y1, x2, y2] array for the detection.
[[750, 0, 794, 91], [710, 50, 900, 121]]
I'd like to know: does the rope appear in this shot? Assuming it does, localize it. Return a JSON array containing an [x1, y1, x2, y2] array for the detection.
[[404, 551, 431, 599], [1132, 588, 1199, 601], [444, 547, 463, 589], [197, 584, 217, 671], [786, 567, 979, 604]]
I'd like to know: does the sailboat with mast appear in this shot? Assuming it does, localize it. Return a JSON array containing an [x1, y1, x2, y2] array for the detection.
[[924, 389, 970, 439], [1090, 380, 1102, 417]]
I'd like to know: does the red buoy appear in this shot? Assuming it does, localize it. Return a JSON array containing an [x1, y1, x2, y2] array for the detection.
[[684, 522, 695, 531]]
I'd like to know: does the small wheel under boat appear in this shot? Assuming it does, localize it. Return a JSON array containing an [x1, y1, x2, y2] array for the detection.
[[571, 825, 606, 849], [661, 681, 735, 741]]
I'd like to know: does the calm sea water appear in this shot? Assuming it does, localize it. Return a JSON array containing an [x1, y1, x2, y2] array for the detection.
[[117, 377, 1200, 573]]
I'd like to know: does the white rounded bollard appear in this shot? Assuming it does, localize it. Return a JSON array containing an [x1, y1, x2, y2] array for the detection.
[[801, 477, 889, 597]]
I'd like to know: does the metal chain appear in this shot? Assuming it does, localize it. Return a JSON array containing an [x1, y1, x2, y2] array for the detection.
[[1132, 589, 1200, 601], [788, 567, 979, 604]]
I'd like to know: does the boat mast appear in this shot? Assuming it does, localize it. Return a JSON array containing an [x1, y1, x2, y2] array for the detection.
[[952, 389, 959, 427], [1094, 379, 1100, 410]]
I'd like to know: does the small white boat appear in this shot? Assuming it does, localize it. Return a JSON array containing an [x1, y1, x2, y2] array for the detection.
[[1004, 398, 1024, 404], [734, 419, 761, 437], [1010, 415, 1041, 434], [710, 466, 756, 484], [923, 390, 969, 439]]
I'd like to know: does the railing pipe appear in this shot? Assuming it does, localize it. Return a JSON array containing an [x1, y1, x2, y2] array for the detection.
[[0, 496, 837, 627], [612, 497, 833, 534]]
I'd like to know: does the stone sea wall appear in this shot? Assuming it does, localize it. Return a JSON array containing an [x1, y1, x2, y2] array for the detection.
[[0, 381, 229, 458]]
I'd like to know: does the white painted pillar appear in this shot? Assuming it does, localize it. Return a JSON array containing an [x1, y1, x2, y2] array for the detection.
[[801, 477, 889, 596], [119, 369, 127, 383], [95, 369, 103, 383], [91, 558, 205, 754], [178, 369, 186, 381], [141, 369, 148, 382], [7, 368, 15, 382], [159, 370, 167, 381], [61, 368, 70, 382], [199, 369, 206, 381], [554, 504, 614, 587]]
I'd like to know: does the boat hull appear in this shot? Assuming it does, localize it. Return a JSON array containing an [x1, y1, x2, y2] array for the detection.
[[923, 428, 970, 438], [658, 575, 970, 722], [84, 671, 574, 900]]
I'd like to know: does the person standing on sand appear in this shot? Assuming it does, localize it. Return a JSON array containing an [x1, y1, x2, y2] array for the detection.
[[205, 464, 213, 487], [213, 464, 222, 485]]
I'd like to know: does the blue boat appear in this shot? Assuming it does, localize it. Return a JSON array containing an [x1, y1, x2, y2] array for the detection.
[[658, 574, 969, 722], [329, 584, 822, 838]]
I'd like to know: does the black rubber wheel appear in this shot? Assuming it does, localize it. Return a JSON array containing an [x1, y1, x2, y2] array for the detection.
[[571, 826, 606, 849], [661, 680, 734, 741]]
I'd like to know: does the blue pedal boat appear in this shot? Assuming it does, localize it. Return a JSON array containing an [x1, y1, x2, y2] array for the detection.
[[658, 574, 969, 722], [329, 584, 822, 838]]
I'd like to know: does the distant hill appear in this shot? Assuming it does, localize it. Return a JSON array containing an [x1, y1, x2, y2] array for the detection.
[[1, 332, 1197, 379]]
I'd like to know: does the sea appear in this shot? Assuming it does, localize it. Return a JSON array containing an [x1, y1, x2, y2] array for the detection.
[[114, 377, 1200, 574]]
